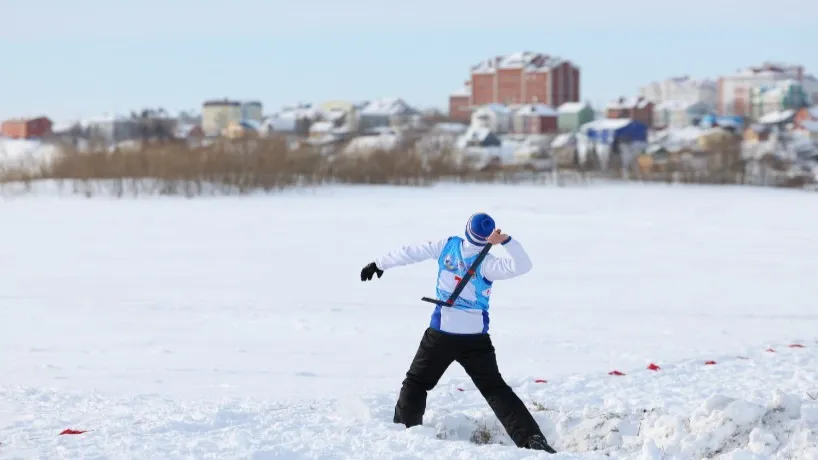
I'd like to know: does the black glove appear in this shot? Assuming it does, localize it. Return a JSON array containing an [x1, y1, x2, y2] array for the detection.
[[360, 262, 384, 281]]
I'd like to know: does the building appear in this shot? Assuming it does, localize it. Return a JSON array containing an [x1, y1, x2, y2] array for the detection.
[[241, 101, 263, 122], [717, 62, 818, 117], [748, 80, 810, 120], [448, 82, 472, 123], [556, 102, 595, 132], [462, 51, 580, 109], [512, 104, 558, 134], [1, 116, 53, 139], [202, 99, 242, 136], [358, 98, 418, 132], [653, 100, 712, 129], [606, 97, 654, 127], [639, 76, 717, 107]]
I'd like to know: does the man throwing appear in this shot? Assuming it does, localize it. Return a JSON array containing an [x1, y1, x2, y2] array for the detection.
[[360, 212, 557, 453]]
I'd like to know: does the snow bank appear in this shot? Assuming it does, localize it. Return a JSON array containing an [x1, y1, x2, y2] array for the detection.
[[2, 342, 817, 459], [0, 137, 61, 173]]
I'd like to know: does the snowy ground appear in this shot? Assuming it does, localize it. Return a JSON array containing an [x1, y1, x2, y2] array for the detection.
[[2, 183, 818, 458], [0, 137, 60, 174]]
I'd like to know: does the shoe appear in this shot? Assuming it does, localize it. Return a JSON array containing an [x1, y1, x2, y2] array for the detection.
[[525, 434, 557, 453]]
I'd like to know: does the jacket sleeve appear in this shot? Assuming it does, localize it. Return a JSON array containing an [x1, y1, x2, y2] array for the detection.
[[480, 237, 533, 281], [374, 239, 447, 271]]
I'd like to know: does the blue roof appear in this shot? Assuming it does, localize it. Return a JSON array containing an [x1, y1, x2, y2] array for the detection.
[[580, 119, 648, 144]]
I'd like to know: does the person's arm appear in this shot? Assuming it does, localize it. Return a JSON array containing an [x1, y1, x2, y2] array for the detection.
[[374, 239, 447, 271], [480, 236, 533, 281]]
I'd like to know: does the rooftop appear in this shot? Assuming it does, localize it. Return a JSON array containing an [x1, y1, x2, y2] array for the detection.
[[607, 97, 652, 110], [470, 51, 569, 74]]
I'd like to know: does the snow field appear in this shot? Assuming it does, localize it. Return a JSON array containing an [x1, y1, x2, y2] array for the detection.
[[2, 182, 818, 458]]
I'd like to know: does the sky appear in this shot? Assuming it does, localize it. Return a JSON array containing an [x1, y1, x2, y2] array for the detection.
[[1, 0, 816, 122]]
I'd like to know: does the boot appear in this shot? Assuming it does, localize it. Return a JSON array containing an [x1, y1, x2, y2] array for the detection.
[[524, 434, 557, 453]]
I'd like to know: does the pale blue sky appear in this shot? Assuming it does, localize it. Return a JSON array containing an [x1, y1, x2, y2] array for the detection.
[[1, 0, 815, 121]]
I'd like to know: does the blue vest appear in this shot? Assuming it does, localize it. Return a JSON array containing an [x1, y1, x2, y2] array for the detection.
[[429, 236, 493, 334]]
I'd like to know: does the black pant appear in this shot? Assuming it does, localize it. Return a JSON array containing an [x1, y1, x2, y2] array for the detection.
[[393, 327, 544, 447]]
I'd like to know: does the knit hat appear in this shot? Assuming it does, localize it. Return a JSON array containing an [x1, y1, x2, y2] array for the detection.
[[465, 212, 495, 246]]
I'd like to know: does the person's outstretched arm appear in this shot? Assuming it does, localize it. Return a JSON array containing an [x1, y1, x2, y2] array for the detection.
[[361, 239, 447, 281], [481, 230, 533, 282]]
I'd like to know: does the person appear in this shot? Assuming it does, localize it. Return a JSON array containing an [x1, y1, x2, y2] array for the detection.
[[360, 212, 557, 453]]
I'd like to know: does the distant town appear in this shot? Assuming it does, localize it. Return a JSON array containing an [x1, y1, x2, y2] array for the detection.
[[1, 52, 817, 187]]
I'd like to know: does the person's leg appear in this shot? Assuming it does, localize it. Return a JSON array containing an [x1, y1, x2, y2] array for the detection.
[[456, 335, 555, 451], [393, 328, 455, 427]]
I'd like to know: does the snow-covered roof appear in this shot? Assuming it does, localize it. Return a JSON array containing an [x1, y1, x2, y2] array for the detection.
[[450, 85, 471, 97], [475, 103, 511, 114], [607, 97, 651, 110], [360, 98, 416, 116], [457, 125, 495, 148], [557, 102, 589, 114], [580, 118, 633, 132], [758, 110, 795, 124], [551, 133, 575, 148], [471, 52, 567, 74], [310, 121, 334, 133], [515, 104, 557, 117]]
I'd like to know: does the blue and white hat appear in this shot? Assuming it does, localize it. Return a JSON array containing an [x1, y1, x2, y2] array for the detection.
[[465, 212, 495, 246]]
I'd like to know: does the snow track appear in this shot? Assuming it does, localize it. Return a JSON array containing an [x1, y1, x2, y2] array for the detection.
[[3, 341, 817, 459]]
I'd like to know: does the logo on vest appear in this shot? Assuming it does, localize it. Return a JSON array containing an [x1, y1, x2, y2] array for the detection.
[[444, 256, 466, 272]]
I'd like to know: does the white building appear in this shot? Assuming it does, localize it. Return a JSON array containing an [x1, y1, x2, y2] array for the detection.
[[639, 76, 717, 108], [202, 99, 242, 137], [717, 62, 818, 116], [241, 101, 263, 122]]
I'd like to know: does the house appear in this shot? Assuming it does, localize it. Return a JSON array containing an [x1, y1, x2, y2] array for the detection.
[[263, 104, 317, 136], [318, 100, 360, 133], [579, 118, 649, 170], [512, 104, 558, 134], [606, 97, 654, 128], [174, 124, 205, 147], [358, 98, 418, 132], [457, 126, 502, 148], [202, 99, 242, 136], [557, 102, 595, 132], [653, 100, 712, 129], [580, 119, 648, 144], [468, 51, 580, 107], [470, 104, 512, 134], [0, 116, 53, 139]]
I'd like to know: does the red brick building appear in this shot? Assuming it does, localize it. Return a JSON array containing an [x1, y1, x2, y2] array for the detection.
[[1, 116, 53, 139], [605, 97, 654, 128], [449, 51, 581, 121]]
